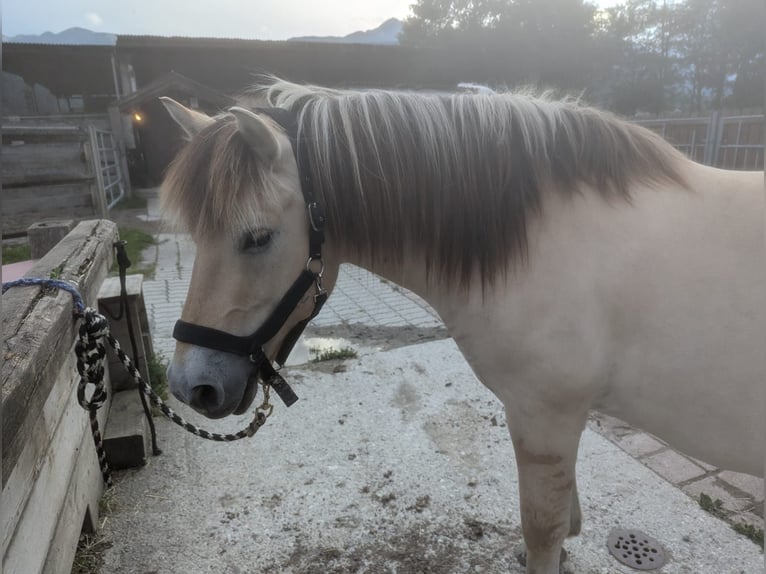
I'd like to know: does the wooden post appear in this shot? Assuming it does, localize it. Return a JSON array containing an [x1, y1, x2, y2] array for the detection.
[[27, 220, 74, 259], [98, 274, 153, 391]]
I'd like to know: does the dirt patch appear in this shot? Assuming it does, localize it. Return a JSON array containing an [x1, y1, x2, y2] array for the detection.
[[304, 324, 449, 352], [263, 518, 520, 574], [423, 399, 487, 470]]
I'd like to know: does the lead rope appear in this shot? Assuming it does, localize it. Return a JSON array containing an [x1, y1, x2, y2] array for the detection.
[[3, 278, 274, 488]]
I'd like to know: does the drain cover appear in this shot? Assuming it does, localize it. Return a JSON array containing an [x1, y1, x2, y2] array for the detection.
[[607, 529, 666, 570]]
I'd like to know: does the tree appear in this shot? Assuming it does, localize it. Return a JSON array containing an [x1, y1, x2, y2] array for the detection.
[[719, 0, 765, 110], [589, 0, 681, 115], [400, 0, 599, 90], [400, 0, 763, 114], [671, 0, 763, 111]]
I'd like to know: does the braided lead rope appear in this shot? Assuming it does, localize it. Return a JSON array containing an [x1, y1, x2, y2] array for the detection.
[[4, 279, 271, 489], [75, 310, 113, 486]]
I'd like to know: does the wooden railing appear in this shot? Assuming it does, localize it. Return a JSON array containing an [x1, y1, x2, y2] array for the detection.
[[2, 220, 118, 574]]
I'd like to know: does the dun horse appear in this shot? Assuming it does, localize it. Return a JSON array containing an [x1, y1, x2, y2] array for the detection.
[[160, 81, 764, 574]]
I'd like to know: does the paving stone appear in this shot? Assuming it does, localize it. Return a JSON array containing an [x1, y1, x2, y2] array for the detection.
[[687, 456, 718, 472], [718, 471, 764, 501], [615, 432, 667, 458], [643, 449, 707, 484], [729, 510, 765, 529], [683, 475, 755, 514]]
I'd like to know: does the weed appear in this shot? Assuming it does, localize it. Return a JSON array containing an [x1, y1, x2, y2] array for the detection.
[[49, 263, 65, 279], [310, 347, 358, 362], [698, 493, 725, 517], [699, 493, 763, 549], [147, 352, 169, 415], [732, 523, 764, 549]]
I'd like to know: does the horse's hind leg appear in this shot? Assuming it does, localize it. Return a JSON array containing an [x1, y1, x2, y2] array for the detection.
[[506, 400, 588, 574]]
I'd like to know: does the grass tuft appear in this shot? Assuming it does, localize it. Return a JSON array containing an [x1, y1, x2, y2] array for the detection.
[[111, 227, 157, 278], [698, 492, 725, 517], [112, 195, 148, 210], [147, 352, 169, 416], [732, 523, 764, 549], [2, 243, 31, 264], [700, 493, 764, 549], [310, 346, 358, 362]]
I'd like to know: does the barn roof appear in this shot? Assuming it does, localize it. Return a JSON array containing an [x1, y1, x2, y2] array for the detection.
[[114, 71, 236, 111]]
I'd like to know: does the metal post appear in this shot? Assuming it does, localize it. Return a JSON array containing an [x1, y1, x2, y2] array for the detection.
[[704, 111, 721, 167], [87, 125, 108, 218]]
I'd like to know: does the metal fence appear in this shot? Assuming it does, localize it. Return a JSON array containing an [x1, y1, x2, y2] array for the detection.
[[88, 126, 126, 210], [634, 113, 764, 171]]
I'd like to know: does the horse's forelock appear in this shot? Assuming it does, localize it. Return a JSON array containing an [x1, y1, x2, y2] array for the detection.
[[161, 116, 280, 241]]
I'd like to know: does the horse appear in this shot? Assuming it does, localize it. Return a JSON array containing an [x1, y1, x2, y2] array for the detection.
[[158, 80, 764, 574]]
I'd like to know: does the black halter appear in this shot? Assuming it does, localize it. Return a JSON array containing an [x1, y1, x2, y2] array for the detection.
[[172, 108, 327, 407]]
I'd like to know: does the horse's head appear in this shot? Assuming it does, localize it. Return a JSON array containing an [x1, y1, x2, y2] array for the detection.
[[159, 98, 337, 419]]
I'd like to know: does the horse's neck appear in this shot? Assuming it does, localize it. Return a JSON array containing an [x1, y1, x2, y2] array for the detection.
[[335, 243, 482, 321], [347, 251, 433, 301]]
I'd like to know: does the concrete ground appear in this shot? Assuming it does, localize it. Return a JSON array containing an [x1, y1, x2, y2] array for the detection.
[[97, 197, 764, 573]]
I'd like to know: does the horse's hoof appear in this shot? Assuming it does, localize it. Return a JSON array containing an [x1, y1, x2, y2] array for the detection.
[[514, 544, 569, 571]]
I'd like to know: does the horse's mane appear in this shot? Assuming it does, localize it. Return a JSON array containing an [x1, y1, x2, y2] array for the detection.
[[163, 80, 687, 289]]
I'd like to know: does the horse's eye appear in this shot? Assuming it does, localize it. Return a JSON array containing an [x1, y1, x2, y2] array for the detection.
[[241, 230, 273, 251]]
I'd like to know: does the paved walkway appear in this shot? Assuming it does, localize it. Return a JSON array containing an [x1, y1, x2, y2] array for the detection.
[[100, 338, 763, 574]]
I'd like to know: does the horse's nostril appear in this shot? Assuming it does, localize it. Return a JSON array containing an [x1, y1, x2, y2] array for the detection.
[[190, 385, 221, 410]]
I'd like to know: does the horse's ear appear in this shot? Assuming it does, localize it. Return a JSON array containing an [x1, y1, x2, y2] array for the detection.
[[228, 107, 280, 162], [159, 97, 214, 138]]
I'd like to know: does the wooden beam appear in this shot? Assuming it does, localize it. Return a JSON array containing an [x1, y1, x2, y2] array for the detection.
[[2, 183, 95, 236], [2, 141, 92, 186]]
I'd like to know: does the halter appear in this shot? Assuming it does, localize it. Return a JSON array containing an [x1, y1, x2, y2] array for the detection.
[[172, 108, 328, 407]]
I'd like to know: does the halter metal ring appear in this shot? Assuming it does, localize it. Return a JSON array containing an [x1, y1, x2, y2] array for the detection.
[[306, 256, 325, 277]]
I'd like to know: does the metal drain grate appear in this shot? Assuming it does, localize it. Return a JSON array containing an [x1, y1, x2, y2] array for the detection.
[[607, 529, 666, 571]]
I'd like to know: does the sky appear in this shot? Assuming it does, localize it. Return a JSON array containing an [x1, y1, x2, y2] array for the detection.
[[4, 0, 622, 40]]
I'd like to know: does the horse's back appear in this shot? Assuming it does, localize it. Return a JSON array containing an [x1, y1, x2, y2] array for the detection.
[[442, 162, 765, 476], [598, 164, 764, 475]]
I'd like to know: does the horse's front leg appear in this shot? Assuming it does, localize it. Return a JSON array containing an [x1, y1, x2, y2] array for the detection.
[[505, 397, 589, 574]]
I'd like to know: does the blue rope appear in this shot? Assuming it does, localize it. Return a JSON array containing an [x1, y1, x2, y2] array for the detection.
[[2, 278, 85, 315]]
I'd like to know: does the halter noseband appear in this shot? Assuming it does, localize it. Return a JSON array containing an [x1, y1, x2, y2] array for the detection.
[[172, 108, 327, 407]]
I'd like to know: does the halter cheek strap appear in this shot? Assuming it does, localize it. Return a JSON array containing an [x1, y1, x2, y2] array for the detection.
[[171, 107, 327, 407]]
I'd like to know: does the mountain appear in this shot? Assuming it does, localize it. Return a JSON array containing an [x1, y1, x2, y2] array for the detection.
[[5, 27, 116, 45], [3, 19, 403, 46], [289, 18, 402, 45]]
